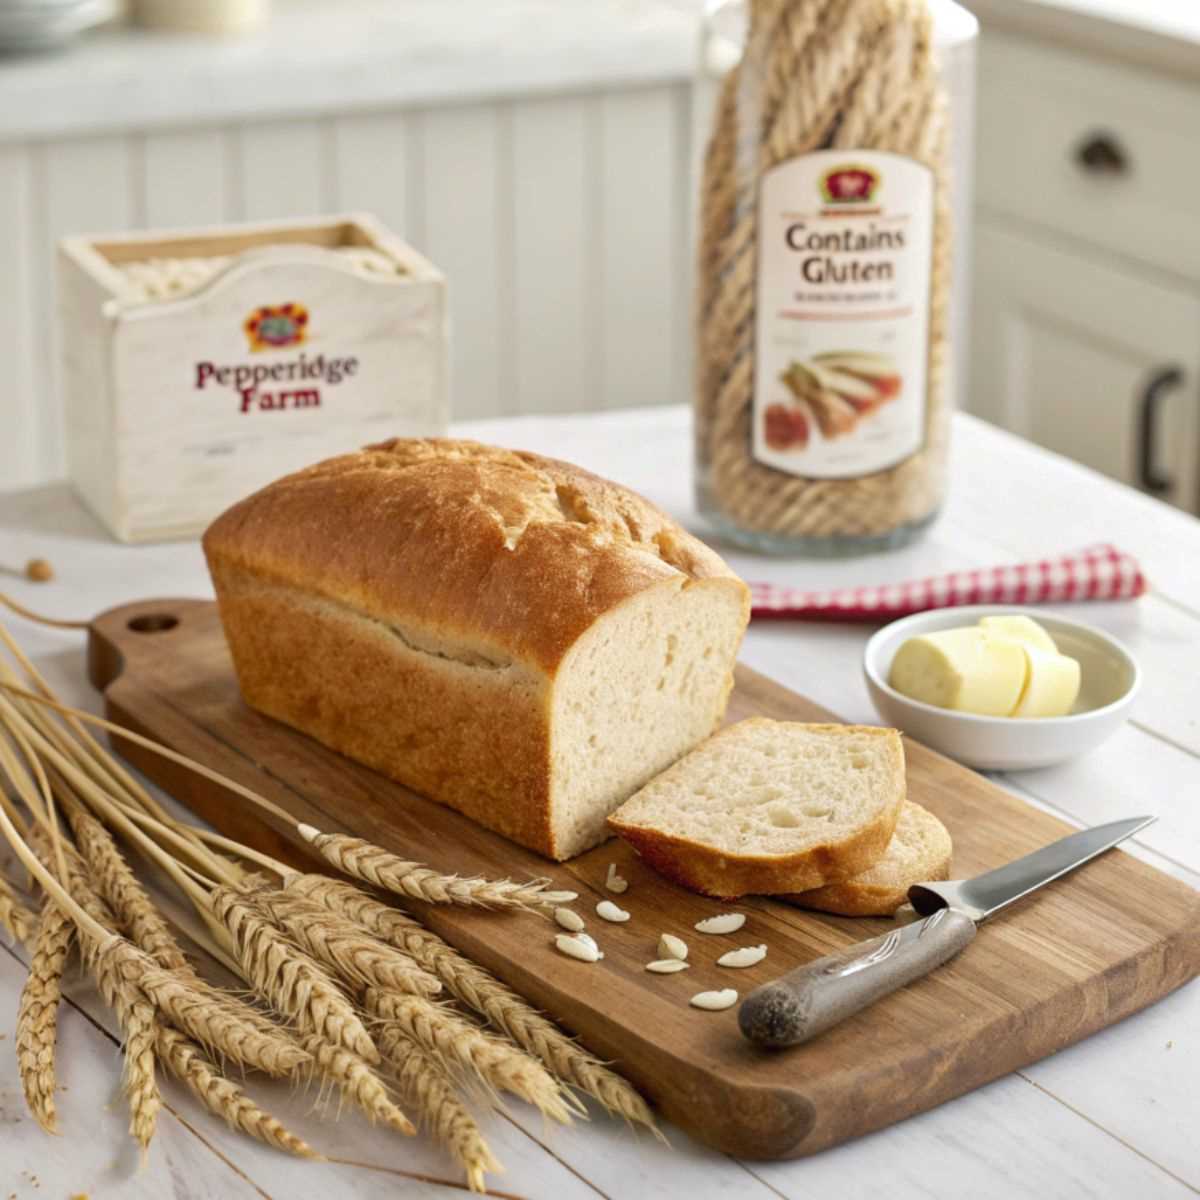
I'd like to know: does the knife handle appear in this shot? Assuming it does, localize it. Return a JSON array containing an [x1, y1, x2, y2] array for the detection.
[[739, 908, 977, 1047]]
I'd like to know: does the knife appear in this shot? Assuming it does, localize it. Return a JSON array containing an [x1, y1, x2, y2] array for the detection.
[[739, 815, 1156, 1047]]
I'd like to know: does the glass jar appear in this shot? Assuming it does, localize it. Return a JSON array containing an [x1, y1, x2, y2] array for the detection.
[[693, 0, 977, 556]]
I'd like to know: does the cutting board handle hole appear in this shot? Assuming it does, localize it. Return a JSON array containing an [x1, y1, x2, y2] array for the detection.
[[127, 613, 180, 634]]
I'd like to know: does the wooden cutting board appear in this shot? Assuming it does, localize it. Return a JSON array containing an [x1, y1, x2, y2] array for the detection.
[[87, 598, 1200, 1161]]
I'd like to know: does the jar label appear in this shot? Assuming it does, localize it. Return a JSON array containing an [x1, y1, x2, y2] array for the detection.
[[752, 149, 934, 479]]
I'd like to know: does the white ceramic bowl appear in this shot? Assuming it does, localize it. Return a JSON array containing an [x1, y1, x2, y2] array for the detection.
[[863, 605, 1140, 770]]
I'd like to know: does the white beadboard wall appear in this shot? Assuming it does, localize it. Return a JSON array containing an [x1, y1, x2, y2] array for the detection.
[[0, 83, 692, 490]]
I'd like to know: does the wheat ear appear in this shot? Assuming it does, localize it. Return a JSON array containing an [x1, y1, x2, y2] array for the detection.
[[67, 806, 305, 1077], [104, 939, 310, 1079], [365, 988, 573, 1125], [377, 1025, 500, 1194], [15, 900, 74, 1132], [298, 1032, 415, 1136], [1, 872, 36, 942], [66, 803, 192, 971], [29, 831, 161, 1152], [297, 825, 576, 910], [253, 887, 442, 998], [286, 875, 656, 1133], [156, 1026, 320, 1159], [208, 884, 378, 1064]]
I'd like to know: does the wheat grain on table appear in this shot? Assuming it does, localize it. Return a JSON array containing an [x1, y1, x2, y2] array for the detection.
[[1, 406, 1197, 1199]]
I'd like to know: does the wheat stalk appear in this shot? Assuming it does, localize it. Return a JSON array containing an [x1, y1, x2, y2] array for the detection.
[[377, 1025, 500, 1194], [15, 899, 74, 1133], [65, 803, 306, 1077], [365, 988, 572, 1125], [297, 825, 576, 910], [156, 1026, 319, 1159], [208, 883, 378, 1064], [66, 802, 193, 971], [103, 938, 311, 1079], [253, 886, 442, 999], [1, 871, 36, 942], [28, 829, 162, 1152], [298, 1032, 414, 1136], [286, 875, 656, 1133]]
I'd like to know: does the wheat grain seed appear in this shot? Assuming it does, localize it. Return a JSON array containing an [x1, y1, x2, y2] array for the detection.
[[690, 989, 738, 1011], [645, 960, 689, 974], [605, 863, 629, 894], [554, 907, 584, 932], [555, 933, 601, 962], [658, 933, 688, 961], [717, 945, 767, 969], [595, 900, 630, 924], [694, 913, 745, 935]]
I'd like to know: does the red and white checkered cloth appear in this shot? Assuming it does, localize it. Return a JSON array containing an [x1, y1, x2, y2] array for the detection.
[[750, 544, 1146, 621]]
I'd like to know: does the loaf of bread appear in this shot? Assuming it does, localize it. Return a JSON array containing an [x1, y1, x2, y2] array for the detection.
[[203, 438, 751, 860], [607, 719, 906, 898]]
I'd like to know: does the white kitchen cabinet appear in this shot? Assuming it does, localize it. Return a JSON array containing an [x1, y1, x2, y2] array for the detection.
[[967, 21, 1200, 515], [970, 222, 1200, 514], [0, 1, 698, 491]]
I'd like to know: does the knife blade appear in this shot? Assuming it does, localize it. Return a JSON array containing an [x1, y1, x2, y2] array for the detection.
[[739, 815, 1156, 1048]]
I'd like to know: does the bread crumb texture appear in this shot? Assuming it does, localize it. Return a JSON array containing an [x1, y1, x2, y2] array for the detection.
[[608, 719, 906, 896]]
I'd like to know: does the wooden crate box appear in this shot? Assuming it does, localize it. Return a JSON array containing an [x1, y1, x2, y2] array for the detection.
[[57, 213, 447, 542]]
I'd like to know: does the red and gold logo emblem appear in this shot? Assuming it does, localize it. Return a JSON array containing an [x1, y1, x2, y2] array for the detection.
[[820, 164, 880, 204], [244, 303, 309, 352]]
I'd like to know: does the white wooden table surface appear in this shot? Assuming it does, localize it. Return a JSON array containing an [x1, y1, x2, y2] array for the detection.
[[1, 406, 1197, 1199]]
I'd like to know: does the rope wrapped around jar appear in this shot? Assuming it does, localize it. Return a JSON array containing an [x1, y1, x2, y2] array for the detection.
[[696, 0, 951, 541]]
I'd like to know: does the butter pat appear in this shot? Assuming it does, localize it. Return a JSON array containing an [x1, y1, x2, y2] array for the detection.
[[979, 614, 1058, 655], [889, 615, 1082, 719], [888, 627, 1027, 716], [1011, 644, 1081, 718]]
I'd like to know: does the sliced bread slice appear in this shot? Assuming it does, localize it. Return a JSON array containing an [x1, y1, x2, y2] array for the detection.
[[782, 800, 952, 916], [606, 718, 906, 899]]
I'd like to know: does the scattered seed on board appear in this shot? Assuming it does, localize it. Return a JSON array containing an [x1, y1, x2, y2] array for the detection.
[[717, 945, 767, 969], [575, 932, 601, 955], [695, 913, 745, 935], [605, 863, 629, 894], [596, 900, 630, 923], [658, 933, 688, 961], [690, 989, 738, 1011], [645, 960, 690, 974], [555, 934, 601, 963], [554, 907, 585, 932]]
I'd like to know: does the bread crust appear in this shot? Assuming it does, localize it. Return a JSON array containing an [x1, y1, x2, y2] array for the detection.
[[607, 723, 906, 900], [204, 438, 750, 860], [204, 438, 745, 677], [783, 801, 953, 916]]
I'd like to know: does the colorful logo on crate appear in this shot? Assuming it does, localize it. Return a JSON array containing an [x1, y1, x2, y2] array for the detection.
[[244, 303, 309, 352], [819, 164, 880, 204]]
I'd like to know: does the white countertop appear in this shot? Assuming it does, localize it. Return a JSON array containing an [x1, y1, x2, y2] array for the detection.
[[4, 0, 1197, 146], [1, 406, 1197, 1199], [0, 0, 700, 142]]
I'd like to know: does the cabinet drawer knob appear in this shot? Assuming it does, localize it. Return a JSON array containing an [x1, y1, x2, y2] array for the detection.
[[1075, 132, 1129, 176], [1137, 366, 1184, 497]]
